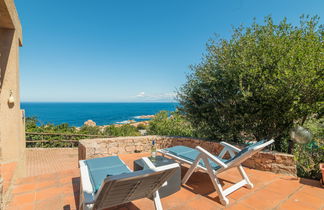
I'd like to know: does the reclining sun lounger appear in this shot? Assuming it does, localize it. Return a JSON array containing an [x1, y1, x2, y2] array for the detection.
[[79, 156, 179, 210], [158, 139, 274, 206]]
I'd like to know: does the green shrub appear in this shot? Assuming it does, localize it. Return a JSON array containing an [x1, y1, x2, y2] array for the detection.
[[103, 125, 140, 136], [26, 117, 145, 147], [148, 111, 196, 137], [26, 117, 77, 134], [78, 125, 101, 135], [26, 117, 38, 131], [136, 123, 147, 130]]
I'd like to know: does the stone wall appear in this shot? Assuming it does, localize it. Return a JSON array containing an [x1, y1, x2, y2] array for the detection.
[[79, 136, 296, 176]]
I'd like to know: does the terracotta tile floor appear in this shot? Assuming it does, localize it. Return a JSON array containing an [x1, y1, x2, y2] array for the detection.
[[5, 150, 324, 210], [25, 148, 79, 177]]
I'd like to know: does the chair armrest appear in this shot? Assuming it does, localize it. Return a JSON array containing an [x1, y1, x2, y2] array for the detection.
[[220, 142, 241, 153], [79, 160, 95, 204], [142, 157, 179, 172], [141, 157, 179, 187], [196, 146, 227, 168], [142, 157, 156, 169]]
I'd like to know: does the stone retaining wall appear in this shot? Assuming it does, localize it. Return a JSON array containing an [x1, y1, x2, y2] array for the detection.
[[78, 135, 296, 176]]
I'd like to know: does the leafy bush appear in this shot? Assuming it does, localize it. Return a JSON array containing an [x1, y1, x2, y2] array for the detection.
[[136, 123, 147, 130], [78, 125, 101, 135], [26, 117, 77, 134], [26, 117, 38, 131], [148, 111, 196, 137], [294, 117, 324, 179], [103, 125, 140, 136], [25, 117, 140, 147], [178, 16, 324, 152]]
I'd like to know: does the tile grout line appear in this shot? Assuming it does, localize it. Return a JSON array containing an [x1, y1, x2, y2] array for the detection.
[[229, 176, 281, 209], [272, 185, 304, 210]]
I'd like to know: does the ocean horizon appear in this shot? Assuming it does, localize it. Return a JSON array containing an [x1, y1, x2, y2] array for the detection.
[[21, 102, 179, 127]]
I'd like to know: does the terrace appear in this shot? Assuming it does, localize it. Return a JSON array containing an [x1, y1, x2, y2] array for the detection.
[[1, 1, 323, 210], [4, 137, 324, 210]]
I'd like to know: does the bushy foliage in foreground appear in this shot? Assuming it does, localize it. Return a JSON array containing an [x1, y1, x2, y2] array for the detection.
[[148, 111, 196, 137], [178, 16, 324, 152]]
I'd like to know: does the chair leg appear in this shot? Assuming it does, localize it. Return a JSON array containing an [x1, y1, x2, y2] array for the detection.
[[212, 176, 229, 206], [153, 191, 163, 210], [202, 157, 229, 206], [79, 199, 83, 210], [79, 183, 84, 210], [181, 154, 202, 185], [238, 165, 253, 189]]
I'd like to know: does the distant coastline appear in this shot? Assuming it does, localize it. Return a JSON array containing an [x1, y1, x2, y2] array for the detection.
[[21, 102, 178, 127]]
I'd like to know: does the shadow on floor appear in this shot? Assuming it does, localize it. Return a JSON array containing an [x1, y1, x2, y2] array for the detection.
[[72, 177, 81, 208], [179, 165, 252, 205], [63, 205, 73, 210], [299, 177, 323, 188]]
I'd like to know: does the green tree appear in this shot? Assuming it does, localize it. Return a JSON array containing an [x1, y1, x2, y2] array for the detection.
[[178, 16, 324, 152]]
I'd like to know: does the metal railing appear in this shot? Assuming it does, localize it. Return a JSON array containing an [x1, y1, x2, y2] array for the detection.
[[26, 132, 110, 148]]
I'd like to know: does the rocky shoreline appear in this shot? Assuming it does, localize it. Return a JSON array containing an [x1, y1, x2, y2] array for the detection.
[[134, 115, 155, 119], [82, 114, 154, 129]]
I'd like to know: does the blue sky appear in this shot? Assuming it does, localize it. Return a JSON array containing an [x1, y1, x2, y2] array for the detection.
[[16, 0, 323, 102]]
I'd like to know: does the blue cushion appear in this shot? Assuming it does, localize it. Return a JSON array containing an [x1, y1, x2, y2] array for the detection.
[[230, 140, 266, 161], [165, 146, 227, 170], [165, 141, 267, 169], [85, 156, 131, 193], [165, 145, 193, 155], [86, 156, 125, 170]]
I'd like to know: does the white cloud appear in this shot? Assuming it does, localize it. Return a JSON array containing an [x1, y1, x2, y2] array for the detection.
[[136, 92, 145, 97], [134, 92, 176, 102]]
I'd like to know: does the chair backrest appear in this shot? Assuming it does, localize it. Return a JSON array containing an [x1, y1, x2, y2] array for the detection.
[[93, 163, 179, 210], [226, 139, 274, 169]]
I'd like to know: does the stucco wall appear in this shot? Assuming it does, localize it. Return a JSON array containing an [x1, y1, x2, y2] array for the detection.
[[79, 136, 296, 176], [0, 29, 25, 165], [0, 0, 25, 207]]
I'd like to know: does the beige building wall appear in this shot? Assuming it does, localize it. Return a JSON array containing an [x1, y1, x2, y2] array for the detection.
[[0, 0, 25, 206], [0, 28, 25, 166]]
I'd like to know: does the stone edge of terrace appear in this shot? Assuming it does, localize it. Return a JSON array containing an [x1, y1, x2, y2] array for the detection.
[[78, 135, 296, 176]]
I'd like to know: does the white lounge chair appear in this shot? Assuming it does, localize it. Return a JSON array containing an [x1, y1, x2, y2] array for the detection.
[[79, 156, 179, 210], [158, 139, 274, 206]]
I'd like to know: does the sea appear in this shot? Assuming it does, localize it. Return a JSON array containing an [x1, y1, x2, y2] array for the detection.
[[21, 102, 178, 127]]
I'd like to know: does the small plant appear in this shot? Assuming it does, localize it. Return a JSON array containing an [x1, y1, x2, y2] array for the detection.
[[294, 117, 324, 180]]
